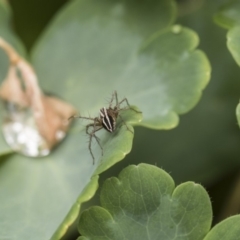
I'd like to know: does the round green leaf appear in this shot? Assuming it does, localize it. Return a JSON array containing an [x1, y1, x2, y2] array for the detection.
[[78, 164, 212, 240], [32, 0, 210, 129], [112, 0, 240, 187], [214, 0, 240, 29], [236, 102, 240, 127], [204, 215, 240, 240], [227, 26, 240, 66], [214, 1, 240, 66], [214, 1, 240, 140]]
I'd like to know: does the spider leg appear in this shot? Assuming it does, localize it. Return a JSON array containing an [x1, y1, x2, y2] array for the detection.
[[86, 123, 95, 162], [86, 125, 102, 144], [118, 114, 133, 134], [109, 91, 117, 108], [68, 115, 96, 121], [86, 120, 102, 135], [86, 120, 103, 164], [93, 132, 103, 155], [114, 90, 119, 106], [118, 98, 142, 113]]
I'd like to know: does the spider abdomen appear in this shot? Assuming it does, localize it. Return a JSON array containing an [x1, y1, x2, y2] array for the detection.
[[100, 107, 116, 132]]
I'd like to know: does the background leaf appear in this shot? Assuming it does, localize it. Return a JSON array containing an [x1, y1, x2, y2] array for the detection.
[[204, 215, 240, 240], [214, 0, 240, 66], [99, 0, 240, 192], [236, 103, 240, 128], [78, 164, 212, 240], [214, 1, 240, 172]]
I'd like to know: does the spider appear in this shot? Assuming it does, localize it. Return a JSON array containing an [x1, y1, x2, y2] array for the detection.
[[69, 91, 141, 164]]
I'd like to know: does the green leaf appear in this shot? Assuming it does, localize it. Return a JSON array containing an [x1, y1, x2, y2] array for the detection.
[[214, 0, 240, 29], [0, 0, 211, 239], [0, 152, 98, 240], [214, 0, 240, 66], [0, 0, 143, 239], [0, 107, 142, 240], [32, 0, 210, 129], [51, 175, 99, 240], [204, 215, 240, 240], [227, 25, 240, 66], [115, 0, 240, 186], [214, 1, 240, 143], [78, 164, 212, 240], [236, 103, 240, 127]]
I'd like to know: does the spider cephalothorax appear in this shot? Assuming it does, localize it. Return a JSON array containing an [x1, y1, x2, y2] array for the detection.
[[69, 91, 140, 164], [99, 107, 118, 132]]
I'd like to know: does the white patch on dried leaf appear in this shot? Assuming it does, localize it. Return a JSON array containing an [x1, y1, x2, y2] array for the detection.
[[0, 37, 77, 151]]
